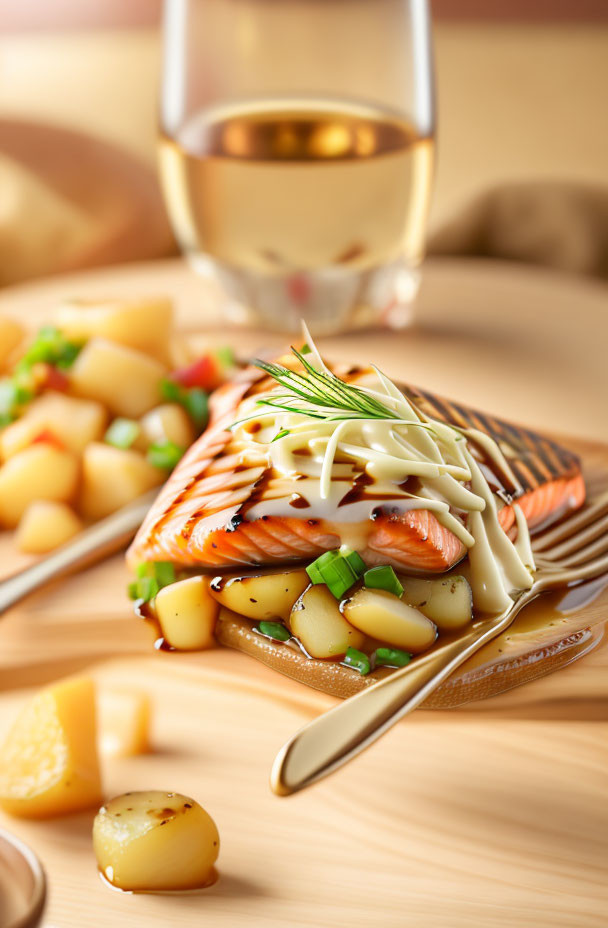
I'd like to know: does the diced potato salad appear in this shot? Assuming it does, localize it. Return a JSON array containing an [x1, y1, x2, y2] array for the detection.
[[132, 546, 473, 678], [0, 300, 235, 552]]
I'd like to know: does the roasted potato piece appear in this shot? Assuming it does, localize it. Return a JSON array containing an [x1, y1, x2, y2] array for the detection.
[[0, 391, 107, 460], [16, 500, 82, 553], [139, 403, 195, 451], [399, 575, 473, 630], [209, 569, 309, 621], [155, 576, 218, 650], [0, 677, 102, 818], [79, 442, 163, 521], [0, 443, 79, 527], [343, 588, 437, 652], [289, 584, 365, 659], [69, 338, 167, 418], [93, 791, 219, 891], [53, 297, 174, 364], [98, 689, 151, 758], [0, 314, 24, 369]]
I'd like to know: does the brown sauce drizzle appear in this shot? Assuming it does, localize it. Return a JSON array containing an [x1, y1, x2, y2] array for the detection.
[[289, 493, 310, 509]]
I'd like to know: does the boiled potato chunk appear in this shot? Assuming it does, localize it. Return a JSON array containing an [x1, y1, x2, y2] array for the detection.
[[0, 443, 79, 527], [155, 576, 218, 650], [343, 588, 437, 652], [93, 791, 219, 891], [16, 500, 83, 553], [98, 689, 151, 758], [70, 338, 167, 418], [79, 442, 163, 520], [53, 297, 174, 364], [209, 569, 309, 621], [0, 391, 107, 459], [0, 677, 102, 818], [0, 314, 24, 369], [139, 404, 194, 451], [400, 575, 473, 630], [289, 584, 365, 658]]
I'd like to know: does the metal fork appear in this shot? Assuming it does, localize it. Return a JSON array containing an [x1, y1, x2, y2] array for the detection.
[[0, 491, 157, 617], [270, 492, 608, 796]]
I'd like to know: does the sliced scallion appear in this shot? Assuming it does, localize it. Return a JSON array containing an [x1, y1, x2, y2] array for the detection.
[[129, 562, 176, 601], [344, 647, 371, 675], [374, 647, 411, 668], [160, 379, 209, 431], [363, 565, 404, 598], [105, 417, 140, 449], [21, 326, 81, 370], [147, 440, 185, 470], [256, 621, 291, 642], [305, 546, 366, 599]]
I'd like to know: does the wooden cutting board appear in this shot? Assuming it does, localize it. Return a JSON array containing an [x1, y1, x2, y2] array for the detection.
[[0, 258, 606, 927]]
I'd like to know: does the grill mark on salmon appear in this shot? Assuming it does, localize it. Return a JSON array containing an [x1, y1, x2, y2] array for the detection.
[[127, 368, 585, 572]]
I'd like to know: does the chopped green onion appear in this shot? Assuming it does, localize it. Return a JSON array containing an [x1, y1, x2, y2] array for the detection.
[[272, 428, 290, 442], [105, 417, 140, 449], [305, 546, 366, 598], [344, 647, 371, 675], [374, 647, 411, 668], [256, 621, 291, 642], [21, 326, 81, 370], [363, 565, 404, 598], [299, 344, 312, 355], [147, 440, 185, 470], [214, 346, 236, 369], [128, 576, 159, 602], [161, 378, 209, 431], [129, 562, 176, 601], [342, 547, 366, 577], [160, 377, 182, 403], [184, 388, 208, 429], [0, 378, 33, 425]]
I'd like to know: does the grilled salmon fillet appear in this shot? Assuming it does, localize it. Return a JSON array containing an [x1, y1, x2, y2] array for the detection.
[[127, 368, 585, 572]]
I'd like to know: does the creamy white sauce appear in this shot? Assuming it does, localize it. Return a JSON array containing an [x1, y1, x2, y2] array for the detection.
[[229, 330, 535, 612]]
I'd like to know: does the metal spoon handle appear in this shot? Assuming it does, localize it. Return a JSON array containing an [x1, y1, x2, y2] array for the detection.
[[271, 610, 514, 796], [0, 491, 156, 616]]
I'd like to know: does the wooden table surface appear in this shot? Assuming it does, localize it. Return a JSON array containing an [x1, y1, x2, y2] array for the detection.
[[0, 257, 606, 928]]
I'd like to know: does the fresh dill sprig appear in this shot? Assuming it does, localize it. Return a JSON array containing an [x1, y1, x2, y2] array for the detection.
[[237, 347, 401, 425]]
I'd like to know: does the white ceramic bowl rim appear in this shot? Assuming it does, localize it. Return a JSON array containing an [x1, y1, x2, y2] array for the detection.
[[0, 828, 46, 928]]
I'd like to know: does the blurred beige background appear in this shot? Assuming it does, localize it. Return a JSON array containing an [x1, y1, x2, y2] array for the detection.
[[0, 5, 606, 283]]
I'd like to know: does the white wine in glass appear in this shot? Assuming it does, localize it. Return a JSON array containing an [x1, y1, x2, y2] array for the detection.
[[160, 0, 435, 334]]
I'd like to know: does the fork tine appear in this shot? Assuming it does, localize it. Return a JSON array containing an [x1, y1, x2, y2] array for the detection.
[[532, 491, 608, 552], [547, 533, 608, 569], [537, 512, 608, 561], [538, 551, 608, 590]]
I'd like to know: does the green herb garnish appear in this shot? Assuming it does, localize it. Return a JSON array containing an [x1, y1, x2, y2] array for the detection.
[[256, 621, 291, 642], [105, 418, 140, 450], [363, 565, 404, 598], [374, 647, 411, 668], [21, 326, 81, 370], [160, 378, 208, 430], [129, 561, 176, 602], [232, 346, 400, 428], [344, 647, 371, 675], [214, 346, 236, 369], [0, 378, 34, 426], [306, 546, 366, 599], [147, 440, 185, 470]]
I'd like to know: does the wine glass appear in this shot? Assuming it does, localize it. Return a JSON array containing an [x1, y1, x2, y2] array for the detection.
[[159, 0, 435, 334]]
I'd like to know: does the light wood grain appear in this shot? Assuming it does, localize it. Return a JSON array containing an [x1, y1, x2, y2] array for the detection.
[[0, 258, 606, 927]]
